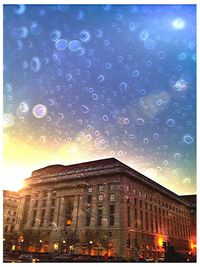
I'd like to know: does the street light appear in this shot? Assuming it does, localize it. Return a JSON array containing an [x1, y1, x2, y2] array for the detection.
[[39, 239, 42, 252]]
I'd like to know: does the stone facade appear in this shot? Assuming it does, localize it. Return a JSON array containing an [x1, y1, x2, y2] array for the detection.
[[3, 190, 20, 251], [12, 158, 196, 260]]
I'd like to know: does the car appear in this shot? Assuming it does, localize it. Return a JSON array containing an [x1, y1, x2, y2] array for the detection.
[[157, 257, 165, 262], [145, 258, 154, 262], [54, 254, 74, 262], [18, 254, 40, 263]]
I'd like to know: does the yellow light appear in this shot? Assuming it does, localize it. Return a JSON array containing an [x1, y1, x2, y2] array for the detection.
[[66, 219, 72, 226], [191, 242, 194, 250], [158, 236, 163, 247], [12, 245, 16, 251], [53, 243, 58, 250]]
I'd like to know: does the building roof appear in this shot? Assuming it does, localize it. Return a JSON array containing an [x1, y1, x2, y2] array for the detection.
[[28, 157, 193, 207], [180, 195, 196, 208]]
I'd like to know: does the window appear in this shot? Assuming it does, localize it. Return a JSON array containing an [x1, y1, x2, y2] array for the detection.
[[140, 200, 142, 208], [51, 198, 56, 206], [126, 185, 129, 191], [4, 225, 8, 232], [88, 187, 92, 193], [110, 194, 115, 202], [109, 205, 115, 226], [10, 225, 14, 232], [98, 185, 104, 192], [98, 194, 104, 201], [49, 208, 54, 224], [110, 184, 115, 191], [86, 207, 91, 226], [34, 199, 38, 208], [145, 202, 148, 209], [134, 198, 137, 206], [87, 195, 92, 204], [65, 198, 73, 224], [40, 209, 45, 226], [151, 214, 153, 232], [42, 199, 47, 207], [127, 206, 130, 227], [12, 218, 15, 223], [32, 210, 37, 227], [140, 210, 143, 230], [132, 189, 136, 195], [6, 218, 9, 222], [134, 208, 138, 228], [139, 191, 142, 197], [145, 212, 149, 231], [97, 207, 103, 226], [14, 212, 16, 216]]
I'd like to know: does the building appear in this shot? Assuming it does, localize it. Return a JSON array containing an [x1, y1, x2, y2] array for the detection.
[[13, 158, 196, 260], [3, 190, 20, 251], [180, 195, 197, 256]]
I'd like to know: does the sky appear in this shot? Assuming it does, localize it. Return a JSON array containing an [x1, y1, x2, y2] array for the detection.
[[3, 4, 196, 194]]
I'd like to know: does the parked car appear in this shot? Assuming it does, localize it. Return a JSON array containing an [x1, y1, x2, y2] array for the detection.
[[18, 254, 40, 263], [53, 254, 75, 262]]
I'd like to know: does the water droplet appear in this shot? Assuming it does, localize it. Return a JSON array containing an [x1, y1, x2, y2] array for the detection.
[[68, 40, 81, 52], [79, 30, 91, 42], [166, 118, 175, 127], [92, 93, 98, 101], [80, 105, 89, 114], [163, 160, 168, 166], [40, 136, 46, 143], [103, 114, 108, 121], [32, 104, 47, 118], [105, 63, 112, 70], [174, 153, 181, 160], [140, 30, 149, 41], [133, 70, 139, 77], [14, 4, 26, 15], [153, 133, 159, 139], [95, 29, 103, 38], [3, 113, 15, 128], [30, 23, 42, 36], [51, 30, 61, 41], [183, 134, 193, 144], [183, 177, 191, 185], [55, 39, 68, 51], [97, 75, 104, 83], [31, 57, 41, 72], [119, 82, 127, 92], [66, 74, 72, 81], [17, 101, 29, 114], [58, 113, 64, 120], [136, 118, 145, 126], [173, 79, 188, 91]]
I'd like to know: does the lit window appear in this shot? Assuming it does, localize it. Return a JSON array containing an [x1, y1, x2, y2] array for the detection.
[[132, 189, 136, 195], [98, 185, 104, 192], [110, 194, 115, 202], [88, 187, 92, 193], [139, 191, 142, 197], [98, 194, 104, 201]]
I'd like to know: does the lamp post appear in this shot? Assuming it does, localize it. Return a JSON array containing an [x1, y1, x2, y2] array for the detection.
[[89, 240, 93, 255], [39, 239, 42, 252]]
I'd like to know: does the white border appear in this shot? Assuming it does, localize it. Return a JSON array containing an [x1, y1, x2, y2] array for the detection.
[[1, 1, 199, 266]]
